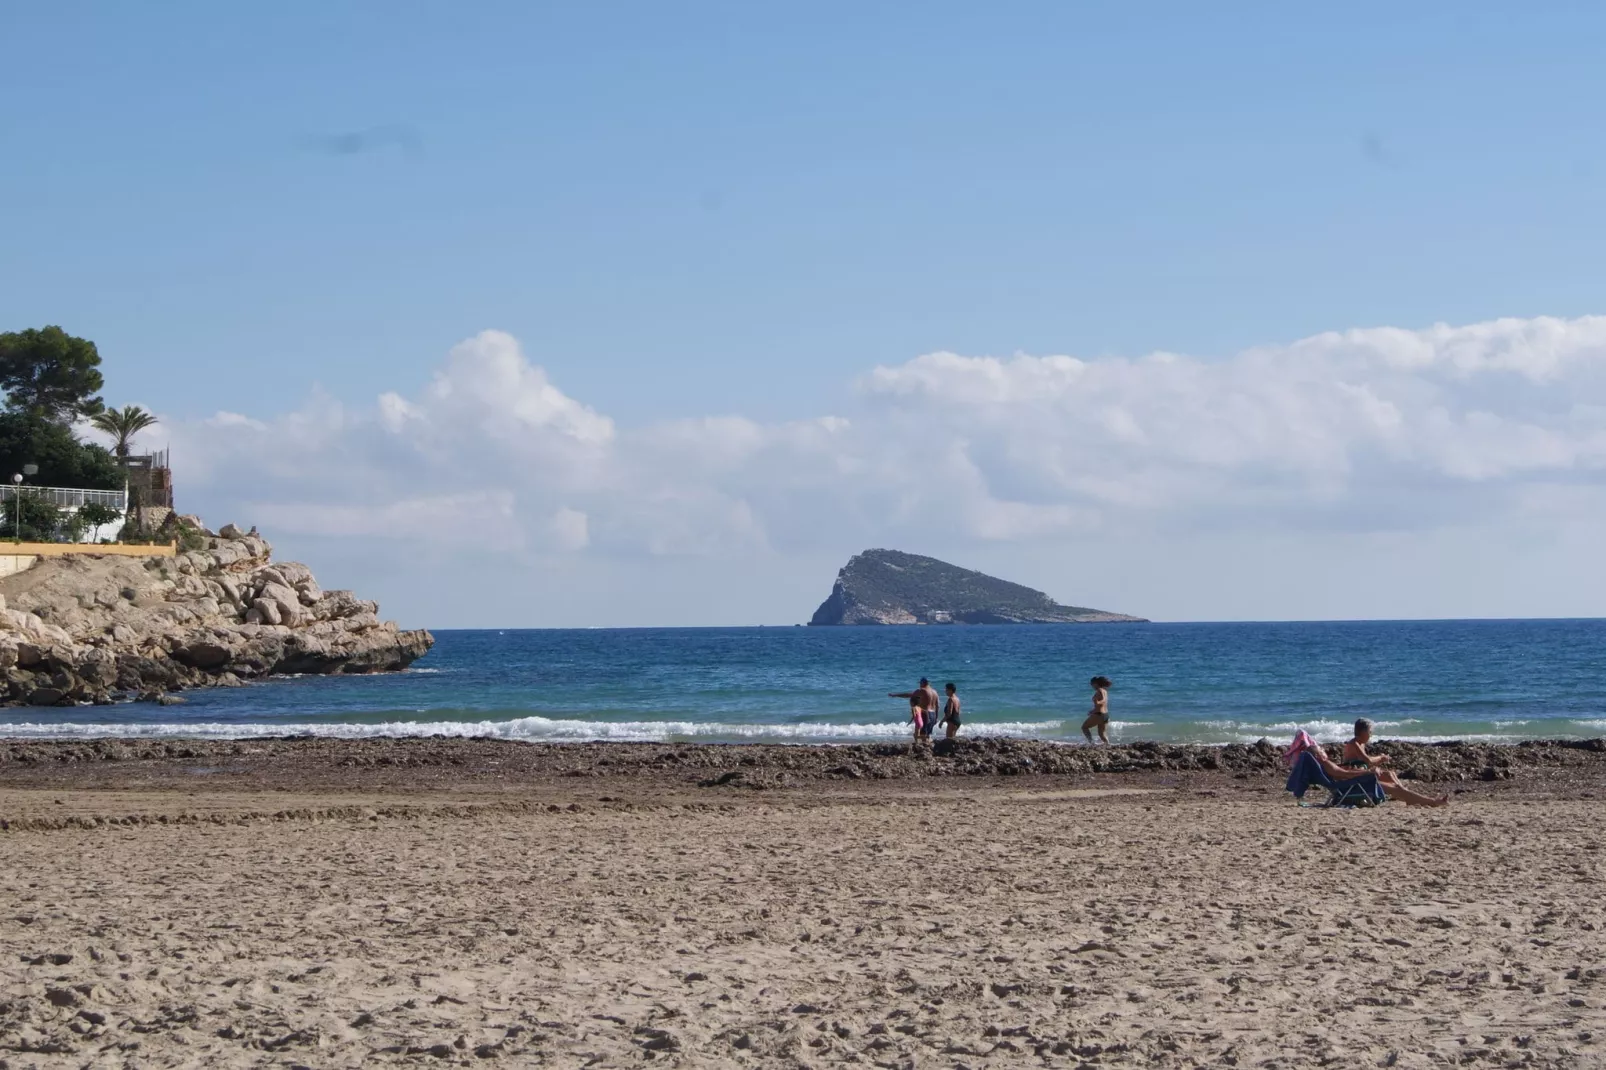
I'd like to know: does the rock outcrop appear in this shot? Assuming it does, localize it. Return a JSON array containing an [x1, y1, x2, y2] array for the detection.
[[809, 549, 1144, 625], [0, 525, 433, 706]]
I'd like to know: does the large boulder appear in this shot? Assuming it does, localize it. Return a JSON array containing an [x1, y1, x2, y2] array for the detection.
[[257, 581, 303, 626], [170, 639, 233, 670]]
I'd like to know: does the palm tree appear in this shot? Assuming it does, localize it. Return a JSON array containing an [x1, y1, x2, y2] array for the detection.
[[91, 405, 159, 460], [90, 405, 159, 540]]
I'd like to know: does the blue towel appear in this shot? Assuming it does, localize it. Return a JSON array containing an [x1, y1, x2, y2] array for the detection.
[[1285, 750, 1385, 806]]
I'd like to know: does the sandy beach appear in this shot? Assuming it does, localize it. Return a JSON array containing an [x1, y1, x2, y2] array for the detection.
[[3, 739, 1604, 1068]]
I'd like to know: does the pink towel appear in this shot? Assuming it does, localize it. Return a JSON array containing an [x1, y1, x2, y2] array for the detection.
[[1282, 730, 1318, 768]]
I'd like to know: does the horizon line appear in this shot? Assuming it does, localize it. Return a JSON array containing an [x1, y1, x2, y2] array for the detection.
[[420, 616, 1606, 631]]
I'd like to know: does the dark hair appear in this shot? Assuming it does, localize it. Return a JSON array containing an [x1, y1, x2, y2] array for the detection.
[[1091, 676, 1113, 689], [919, 678, 929, 687], [1354, 718, 1373, 737], [945, 681, 956, 692]]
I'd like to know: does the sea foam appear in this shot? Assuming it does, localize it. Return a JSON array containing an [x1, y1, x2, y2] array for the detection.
[[0, 716, 1093, 744], [0, 715, 1538, 745]]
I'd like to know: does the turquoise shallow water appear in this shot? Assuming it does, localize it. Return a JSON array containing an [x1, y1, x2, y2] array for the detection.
[[2, 620, 1604, 744]]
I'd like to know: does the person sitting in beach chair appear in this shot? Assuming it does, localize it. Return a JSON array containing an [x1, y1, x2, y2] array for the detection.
[[1284, 732, 1448, 808], [1342, 718, 1390, 770], [1286, 749, 1386, 807]]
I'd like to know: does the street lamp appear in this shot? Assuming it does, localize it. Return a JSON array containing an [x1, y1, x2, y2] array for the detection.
[[13, 467, 37, 543], [10, 473, 20, 543]]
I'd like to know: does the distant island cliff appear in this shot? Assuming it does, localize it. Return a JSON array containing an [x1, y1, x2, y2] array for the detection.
[[808, 549, 1145, 625]]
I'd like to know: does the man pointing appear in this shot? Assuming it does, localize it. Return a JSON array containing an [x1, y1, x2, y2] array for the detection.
[[889, 677, 941, 741]]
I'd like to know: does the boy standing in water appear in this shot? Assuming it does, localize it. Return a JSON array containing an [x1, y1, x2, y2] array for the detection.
[[1081, 676, 1113, 743]]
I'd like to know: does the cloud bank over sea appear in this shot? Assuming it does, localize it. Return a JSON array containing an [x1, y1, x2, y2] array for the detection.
[[144, 316, 1606, 625]]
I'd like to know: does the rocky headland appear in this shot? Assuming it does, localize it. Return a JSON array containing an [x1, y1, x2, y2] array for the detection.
[[0, 523, 432, 706], [809, 548, 1144, 625]]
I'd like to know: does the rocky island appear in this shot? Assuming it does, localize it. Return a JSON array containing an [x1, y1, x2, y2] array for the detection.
[[808, 548, 1144, 625], [0, 521, 432, 706]]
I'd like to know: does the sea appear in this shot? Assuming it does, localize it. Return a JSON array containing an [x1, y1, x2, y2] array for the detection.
[[2, 620, 1603, 746]]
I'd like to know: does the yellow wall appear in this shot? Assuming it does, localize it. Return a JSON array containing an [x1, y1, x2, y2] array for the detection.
[[3, 541, 176, 558], [0, 543, 177, 578]]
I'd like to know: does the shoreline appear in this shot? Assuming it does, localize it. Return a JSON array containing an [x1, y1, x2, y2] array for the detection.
[[1, 711, 1600, 748], [3, 735, 1605, 796]]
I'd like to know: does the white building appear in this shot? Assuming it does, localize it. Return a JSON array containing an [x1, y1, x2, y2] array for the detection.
[[0, 484, 130, 543]]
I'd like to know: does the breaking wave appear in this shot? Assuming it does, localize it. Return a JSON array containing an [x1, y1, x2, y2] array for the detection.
[[0, 716, 1113, 744]]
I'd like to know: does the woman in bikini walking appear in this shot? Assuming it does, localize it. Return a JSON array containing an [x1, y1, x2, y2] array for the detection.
[[1081, 676, 1113, 744]]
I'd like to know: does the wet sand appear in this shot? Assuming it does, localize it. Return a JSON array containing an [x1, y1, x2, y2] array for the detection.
[[2, 739, 1604, 1067]]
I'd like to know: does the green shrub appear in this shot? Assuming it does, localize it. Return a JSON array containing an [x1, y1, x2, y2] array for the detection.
[[77, 501, 122, 542], [176, 521, 207, 552], [1, 493, 66, 542]]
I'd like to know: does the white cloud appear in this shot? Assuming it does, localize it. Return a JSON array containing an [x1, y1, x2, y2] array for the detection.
[[549, 507, 589, 552], [166, 315, 1606, 575], [205, 411, 267, 431], [412, 330, 614, 449], [251, 492, 524, 550], [858, 315, 1606, 533]]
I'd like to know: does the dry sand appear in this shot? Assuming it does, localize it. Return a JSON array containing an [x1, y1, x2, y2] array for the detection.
[[2, 745, 1605, 1068]]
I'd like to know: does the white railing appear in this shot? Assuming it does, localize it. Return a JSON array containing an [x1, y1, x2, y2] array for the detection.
[[0, 485, 129, 511]]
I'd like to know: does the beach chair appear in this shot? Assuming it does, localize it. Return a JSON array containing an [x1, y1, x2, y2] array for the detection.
[[1284, 750, 1386, 808]]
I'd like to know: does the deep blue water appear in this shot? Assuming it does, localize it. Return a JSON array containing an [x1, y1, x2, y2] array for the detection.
[[3, 621, 1604, 744]]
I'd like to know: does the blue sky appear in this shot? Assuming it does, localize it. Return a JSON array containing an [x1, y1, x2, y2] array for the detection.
[[5, 3, 1606, 625]]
